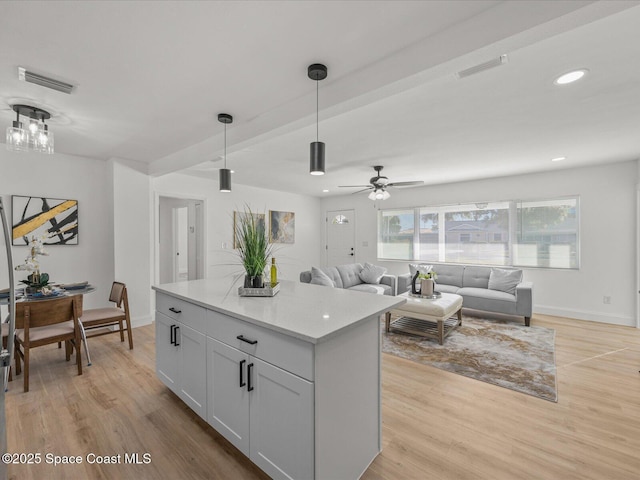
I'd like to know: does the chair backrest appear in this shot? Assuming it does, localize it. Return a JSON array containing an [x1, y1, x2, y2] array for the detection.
[[109, 282, 126, 307], [15, 296, 77, 329]]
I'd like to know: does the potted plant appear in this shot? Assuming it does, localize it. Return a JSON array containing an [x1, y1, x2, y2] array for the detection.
[[418, 270, 437, 296], [15, 234, 51, 293], [234, 206, 273, 288]]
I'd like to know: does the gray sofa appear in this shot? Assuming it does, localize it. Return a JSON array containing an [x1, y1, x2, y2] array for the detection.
[[300, 263, 397, 296], [398, 264, 533, 326]]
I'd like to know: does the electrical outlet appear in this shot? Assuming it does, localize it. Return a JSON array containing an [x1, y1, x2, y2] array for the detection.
[[221, 242, 227, 249], [603, 295, 611, 304], [362, 241, 369, 247]]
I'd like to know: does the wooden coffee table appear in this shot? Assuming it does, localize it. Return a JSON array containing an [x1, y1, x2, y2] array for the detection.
[[385, 292, 463, 345]]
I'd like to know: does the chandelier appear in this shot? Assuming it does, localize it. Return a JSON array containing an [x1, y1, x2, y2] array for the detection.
[[6, 104, 54, 154]]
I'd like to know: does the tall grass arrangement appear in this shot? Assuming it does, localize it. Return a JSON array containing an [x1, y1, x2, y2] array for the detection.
[[234, 206, 273, 280]]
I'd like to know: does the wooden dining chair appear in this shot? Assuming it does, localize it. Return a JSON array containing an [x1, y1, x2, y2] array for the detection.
[[79, 281, 133, 350], [14, 296, 83, 393]]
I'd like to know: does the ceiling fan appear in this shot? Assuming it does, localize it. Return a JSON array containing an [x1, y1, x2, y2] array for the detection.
[[338, 166, 424, 200]]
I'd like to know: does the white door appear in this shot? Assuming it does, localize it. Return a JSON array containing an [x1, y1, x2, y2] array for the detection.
[[326, 209, 356, 266], [207, 338, 250, 455], [173, 206, 189, 282], [155, 312, 180, 392], [249, 357, 314, 480], [177, 323, 207, 419]]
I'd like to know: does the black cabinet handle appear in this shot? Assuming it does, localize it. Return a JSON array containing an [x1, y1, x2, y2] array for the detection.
[[247, 363, 254, 392], [170, 325, 176, 345], [169, 307, 182, 314], [174, 326, 180, 346], [239, 359, 246, 388], [236, 335, 258, 345]]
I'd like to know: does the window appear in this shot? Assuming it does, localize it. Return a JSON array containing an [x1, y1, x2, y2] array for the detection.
[[378, 196, 579, 269]]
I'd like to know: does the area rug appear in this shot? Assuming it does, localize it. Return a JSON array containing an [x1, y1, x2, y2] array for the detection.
[[382, 315, 557, 402]]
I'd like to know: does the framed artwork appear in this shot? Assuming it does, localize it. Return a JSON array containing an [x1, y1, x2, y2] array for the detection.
[[233, 210, 265, 248], [12, 195, 79, 245], [269, 210, 295, 244]]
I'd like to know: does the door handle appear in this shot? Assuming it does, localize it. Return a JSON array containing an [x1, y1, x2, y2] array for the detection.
[[239, 359, 246, 388], [169, 307, 182, 314], [247, 363, 254, 392]]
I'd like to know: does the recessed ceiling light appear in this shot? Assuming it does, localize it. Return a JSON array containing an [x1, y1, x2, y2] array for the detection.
[[322, 189, 329, 193], [551, 156, 566, 162], [554, 69, 588, 85]]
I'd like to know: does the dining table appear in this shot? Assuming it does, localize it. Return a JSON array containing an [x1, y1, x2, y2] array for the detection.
[[1, 283, 97, 372]]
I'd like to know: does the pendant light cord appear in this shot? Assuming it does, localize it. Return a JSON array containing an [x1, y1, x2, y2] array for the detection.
[[224, 122, 227, 169], [316, 79, 319, 142]]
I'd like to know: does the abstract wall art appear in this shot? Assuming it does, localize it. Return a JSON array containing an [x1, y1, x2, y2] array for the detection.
[[269, 210, 295, 244], [12, 195, 79, 245]]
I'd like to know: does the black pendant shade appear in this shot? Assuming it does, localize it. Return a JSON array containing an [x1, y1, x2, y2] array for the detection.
[[218, 113, 233, 193], [308, 63, 327, 175], [219, 168, 231, 192], [310, 141, 325, 176]]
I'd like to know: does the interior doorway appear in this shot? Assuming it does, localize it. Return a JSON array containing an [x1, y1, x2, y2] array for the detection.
[[157, 195, 205, 284], [326, 209, 356, 266]]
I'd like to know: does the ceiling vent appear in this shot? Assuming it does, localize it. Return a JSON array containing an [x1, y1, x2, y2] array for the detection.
[[456, 55, 508, 80], [18, 67, 74, 94]]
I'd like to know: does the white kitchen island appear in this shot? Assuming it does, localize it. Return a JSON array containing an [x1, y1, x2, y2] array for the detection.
[[152, 278, 405, 480]]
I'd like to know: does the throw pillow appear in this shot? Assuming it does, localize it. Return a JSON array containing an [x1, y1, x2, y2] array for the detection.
[[359, 262, 387, 284], [488, 268, 523, 295], [409, 263, 433, 277], [309, 267, 335, 287]]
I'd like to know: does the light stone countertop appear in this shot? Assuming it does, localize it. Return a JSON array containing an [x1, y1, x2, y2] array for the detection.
[[152, 278, 405, 344]]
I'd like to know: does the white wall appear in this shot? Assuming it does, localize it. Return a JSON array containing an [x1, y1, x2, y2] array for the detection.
[[320, 160, 638, 326], [0, 149, 114, 310], [152, 173, 323, 285], [110, 160, 152, 326]]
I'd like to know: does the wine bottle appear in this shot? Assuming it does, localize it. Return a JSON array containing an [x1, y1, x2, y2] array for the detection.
[[270, 257, 277, 287]]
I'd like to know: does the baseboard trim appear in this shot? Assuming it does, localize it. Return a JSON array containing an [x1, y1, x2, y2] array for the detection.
[[131, 314, 153, 329], [534, 305, 636, 327]]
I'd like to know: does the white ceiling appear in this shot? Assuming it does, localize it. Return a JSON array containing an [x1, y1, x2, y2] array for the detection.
[[2, 1, 639, 197]]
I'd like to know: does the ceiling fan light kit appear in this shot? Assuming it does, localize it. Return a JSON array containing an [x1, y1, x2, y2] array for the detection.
[[308, 63, 327, 176], [339, 165, 424, 201], [218, 113, 233, 193], [6, 104, 54, 154]]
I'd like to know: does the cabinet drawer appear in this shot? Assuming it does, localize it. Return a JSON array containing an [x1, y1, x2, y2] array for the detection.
[[207, 310, 314, 381], [156, 292, 206, 333]]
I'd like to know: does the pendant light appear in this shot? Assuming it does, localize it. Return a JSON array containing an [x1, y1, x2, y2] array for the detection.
[[218, 113, 233, 192], [6, 104, 54, 154], [308, 63, 327, 175]]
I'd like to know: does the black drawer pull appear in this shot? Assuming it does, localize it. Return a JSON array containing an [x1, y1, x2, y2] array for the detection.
[[236, 335, 257, 345], [174, 326, 180, 346], [239, 359, 246, 388], [247, 363, 254, 392], [170, 325, 176, 345], [169, 307, 182, 314]]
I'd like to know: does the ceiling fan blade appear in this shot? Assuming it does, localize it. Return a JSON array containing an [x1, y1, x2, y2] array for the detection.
[[388, 181, 424, 187], [351, 187, 374, 195], [338, 185, 371, 188]]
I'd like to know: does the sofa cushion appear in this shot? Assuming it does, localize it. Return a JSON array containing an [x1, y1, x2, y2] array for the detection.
[[432, 264, 464, 287], [457, 287, 517, 315], [348, 284, 390, 295], [359, 262, 387, 284], [488, 268, 523, 295], [337, 264, 364, 289], [462, 265, 491, 289], [309, 267, 335, 287], [434, 284, 459, 294]]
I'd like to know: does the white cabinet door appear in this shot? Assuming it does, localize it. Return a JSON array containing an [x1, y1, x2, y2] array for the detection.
[[155, 312, 179, 392], [207, 337, 250, 455], [177, 323, 207, 419], [249, 357, 314, 480]]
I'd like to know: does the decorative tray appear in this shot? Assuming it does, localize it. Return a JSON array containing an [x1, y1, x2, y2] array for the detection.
[[408, 291, 441, 299], [238, 282, 280, 297]]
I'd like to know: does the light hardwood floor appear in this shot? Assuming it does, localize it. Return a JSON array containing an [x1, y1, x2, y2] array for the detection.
[[5, 314, 640, 480]]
